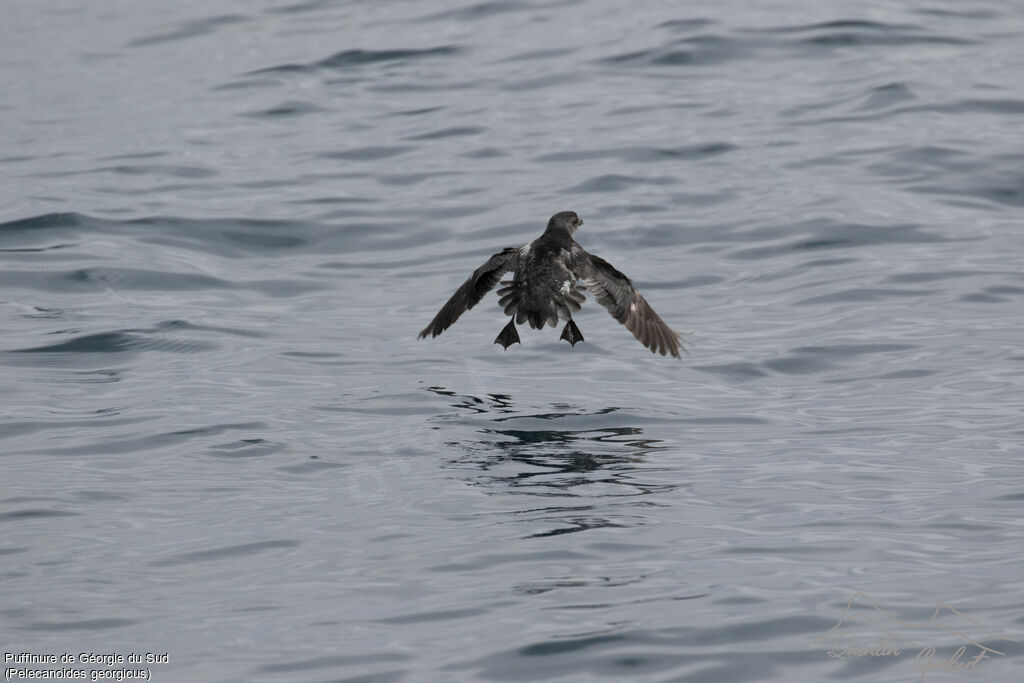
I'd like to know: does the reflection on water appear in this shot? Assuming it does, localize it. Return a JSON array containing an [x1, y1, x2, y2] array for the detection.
[[426, 386, 682, 538]]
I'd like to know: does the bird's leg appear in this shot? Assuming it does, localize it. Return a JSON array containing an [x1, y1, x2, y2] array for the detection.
[[560, 319, 584, 347], [494, 319, 521, 349]]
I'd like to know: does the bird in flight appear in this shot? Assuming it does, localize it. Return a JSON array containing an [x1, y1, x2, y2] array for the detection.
[[418, 211, 684, 358]]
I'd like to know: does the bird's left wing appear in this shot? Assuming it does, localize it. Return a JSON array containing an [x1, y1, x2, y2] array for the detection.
[[572, 248, 684, 358], [418, 247, 519, 339]]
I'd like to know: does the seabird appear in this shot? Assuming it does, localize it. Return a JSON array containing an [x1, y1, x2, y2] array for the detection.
[[418, 211, 684, 358]]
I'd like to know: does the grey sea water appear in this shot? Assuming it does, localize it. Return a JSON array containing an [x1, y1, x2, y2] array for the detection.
[[2, 1, 1023, 681]]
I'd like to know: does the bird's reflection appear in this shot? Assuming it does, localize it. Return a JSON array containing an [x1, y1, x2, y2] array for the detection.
[[425, 386, 680, 538]]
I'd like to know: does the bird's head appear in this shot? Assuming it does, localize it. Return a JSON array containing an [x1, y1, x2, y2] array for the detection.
[[546, 211, 583, 236]]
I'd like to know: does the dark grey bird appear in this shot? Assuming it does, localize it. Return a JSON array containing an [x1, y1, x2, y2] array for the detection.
[[418, 211, 684, 358]]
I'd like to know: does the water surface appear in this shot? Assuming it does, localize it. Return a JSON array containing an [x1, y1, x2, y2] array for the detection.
[[2, 1, 1023, 681]]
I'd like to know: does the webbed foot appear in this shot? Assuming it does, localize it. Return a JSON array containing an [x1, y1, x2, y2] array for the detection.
[[494, 320, 520, 350], [559, 319, 584, 347]]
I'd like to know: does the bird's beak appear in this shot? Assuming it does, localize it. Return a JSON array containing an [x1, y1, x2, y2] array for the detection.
[[578, 218, 584, 226]]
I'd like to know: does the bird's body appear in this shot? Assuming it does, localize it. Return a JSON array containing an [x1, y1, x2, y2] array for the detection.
[[419, 211, 684, 358]]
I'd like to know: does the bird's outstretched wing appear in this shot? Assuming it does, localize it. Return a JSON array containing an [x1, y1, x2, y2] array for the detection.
[[419, 247, 519, 339], [573, 249, 684, 358]]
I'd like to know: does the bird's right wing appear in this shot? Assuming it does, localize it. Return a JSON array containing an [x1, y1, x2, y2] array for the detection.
[[418, 247, 519, 339]]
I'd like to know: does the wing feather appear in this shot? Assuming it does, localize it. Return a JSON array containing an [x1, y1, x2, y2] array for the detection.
[[574, 250, 684, 358], [418, 248, 519, 338]]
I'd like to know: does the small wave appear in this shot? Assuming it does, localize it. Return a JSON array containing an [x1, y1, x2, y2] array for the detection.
[[2, 320, 262, 361], [8, 330, 217, 355], [657, 18, 717, 32], [406, 126, 485, 141], [25, 619, 137, 632], [0, 266, 228, 293], [250, 46, 462, 75], [317, 146, 415, 161], [859, 82, 915, 110], [0, 508, 79, 522], [422, 0, 531, 22], [564, 174, 677, 193], [150, 540, 300, 567], [206, 438, 284, 459], [749, 19, 977, 47], [241, 100, 326, 118], [0, 212, 86, 233], [600, 35, 746, 68], [727, 219, 949, 260], [537, 143, 736, 163], [126, 14, 249, 48]]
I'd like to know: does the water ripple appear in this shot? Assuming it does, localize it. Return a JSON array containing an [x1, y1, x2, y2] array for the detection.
[[251, 46, 462, 75]]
